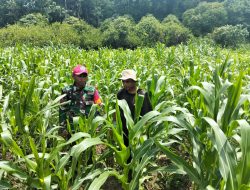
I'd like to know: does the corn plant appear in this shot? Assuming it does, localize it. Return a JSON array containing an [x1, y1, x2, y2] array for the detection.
[[0, 78, 104, 189], [75, 96, 159, 190], [1, 41, 250, 189], [156, 68, 250, 189], [84, 92, 189, 190]]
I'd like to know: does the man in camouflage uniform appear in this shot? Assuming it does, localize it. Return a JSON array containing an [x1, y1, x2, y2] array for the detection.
[[59, 65, 102, 138]]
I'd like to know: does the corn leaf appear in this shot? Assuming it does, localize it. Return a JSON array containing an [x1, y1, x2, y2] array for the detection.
[[115, 99, 123, 135], [55, 153, 71, 174], [118, 99, 134, 130], [2, 94, 9, 116], [0, 180, 12, 189], [0, 161, 28, 180], [129, 146, 158, 190], [132, 138, 154, 164], [0, 85, 2, 101], [203, 117, 237, 190], [71, 169, 103, 190], [70, 137, 103, 158], [88, 171, 117, 190], [221, 73, 243, 133], [1, 130, 24, 157], [130, 110, 160, 141], [44, 175, 51, 190], [156, 142, 203, 188], [236, 120, 250, 185], [134, 94, 144, 123]]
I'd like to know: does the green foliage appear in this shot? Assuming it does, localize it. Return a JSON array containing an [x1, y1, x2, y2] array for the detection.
[[135, 14, 164, 47], [63, 17, 103, 49], [63, 16, 82, 25], [1, 42, 250, 189], [101, 16, 139, 49], [18, 13, 49, 26], [46, 1, 67, 23], [0, 25, 53, 47], [65, 0, 115, 27], [1, 1, 250, 49], [0, 0, 250, 42], [162, 14, 181, 25], [211, 25, 249, 48], [0, 16, 102, 49], [79, 28, 103, 50], [156, 68, 250, 189], [183, 2, 228, 36], [0, 0, 24, 27], [50, 23, 81, 46], [0, 23, 80, 47], [0, 0, 209, 28], [224, 0, 250, 30], [162, 19, 193, 46]]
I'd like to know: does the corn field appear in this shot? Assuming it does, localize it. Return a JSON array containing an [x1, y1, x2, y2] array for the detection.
[[1, 41, 250, 190]]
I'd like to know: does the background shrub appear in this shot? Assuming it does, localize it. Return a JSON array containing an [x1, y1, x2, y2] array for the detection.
[[183, 2, 228, 36], [162, 15, 193, 46], [18, 13, 48, 26], [63, 16, 103, 49], [101, 16, 139, 49], [162, 14, 181, 25], [0, 25, 52, 46], [211, 24, 249, 47], [0, 23, 80, 47], [79, 28, 103, 49], [135, 14, 164, 47], [50, 23, 80, 46], [63, 16, 83, 25]]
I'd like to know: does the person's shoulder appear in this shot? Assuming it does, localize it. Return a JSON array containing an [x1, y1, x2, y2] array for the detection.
[[117, 88, 125, 93], [117, 88, 126, 98], [84, 85, 95, 92], [117, 88, 126, 95]]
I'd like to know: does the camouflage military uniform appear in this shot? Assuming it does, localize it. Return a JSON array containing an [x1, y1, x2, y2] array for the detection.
[[59, 84, 101, 129]]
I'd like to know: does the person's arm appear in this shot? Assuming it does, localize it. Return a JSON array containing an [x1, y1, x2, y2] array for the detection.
[[59, 89, 71, 138], [143, 92, 153, 114], [93, 89, 102, 105], [59, 89, 69, 126], [93, 88, 105, 117]]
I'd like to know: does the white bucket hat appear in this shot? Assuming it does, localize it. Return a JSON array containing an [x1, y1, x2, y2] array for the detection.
[[119, 69, 137, 81]]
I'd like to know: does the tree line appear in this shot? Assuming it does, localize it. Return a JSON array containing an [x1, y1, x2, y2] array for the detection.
[[0, 0, 220, 27], [0, 0, 249, 48]]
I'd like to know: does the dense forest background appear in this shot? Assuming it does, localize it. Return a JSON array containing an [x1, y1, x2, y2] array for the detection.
[[0, 0, 249, 48]]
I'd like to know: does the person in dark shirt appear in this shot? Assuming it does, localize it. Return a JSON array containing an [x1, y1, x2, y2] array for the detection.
[[117, 69, 152, 146]]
